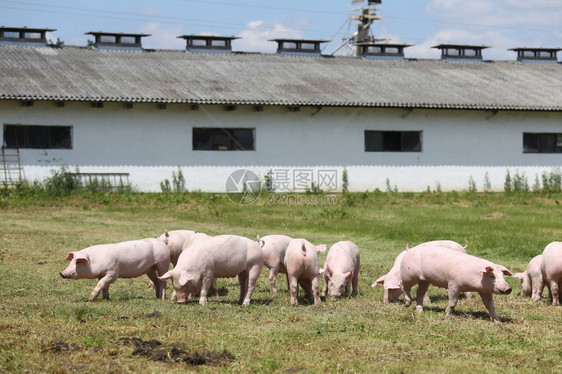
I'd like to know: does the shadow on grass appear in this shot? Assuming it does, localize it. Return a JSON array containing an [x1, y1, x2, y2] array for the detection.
[[415, 305, 514, 323]]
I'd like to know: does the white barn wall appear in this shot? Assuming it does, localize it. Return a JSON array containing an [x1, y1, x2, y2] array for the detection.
[[1, 101, 561, 192]]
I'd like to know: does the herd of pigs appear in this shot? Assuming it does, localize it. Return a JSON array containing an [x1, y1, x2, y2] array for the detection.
[[59, 230, 562, 322]]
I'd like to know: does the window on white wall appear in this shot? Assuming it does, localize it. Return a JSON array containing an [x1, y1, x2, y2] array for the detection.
[[3, 125, 72, 149], [523, 133, 562, 153], [193, 128, 255, 151], [365, 130, 421, 152]]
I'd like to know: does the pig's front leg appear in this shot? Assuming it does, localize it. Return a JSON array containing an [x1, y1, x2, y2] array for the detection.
[[445, 287, 460, 316], [351, 271, 359, 297], [90, 273, 117, 301], [321, 273, 329, 297], [199, 275, 214, 305], [479, 292, 499, 322], [416, 281, 430, 313], [532, 277, 544, 302]]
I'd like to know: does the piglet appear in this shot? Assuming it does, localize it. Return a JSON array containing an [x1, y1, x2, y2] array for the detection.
[[372, 240, 469, 303], [540, 242, 562, 306], [284, 238, 326, 305], [513, 254, 543, 301], [372, 250, 408, 303], [400, 244, 512, 322], [158, 230, 196, 266], [257, 234, 293, 293], [321, 240, 360, 298], [60, 238, 170, 300], [159, 235, 263, 306]]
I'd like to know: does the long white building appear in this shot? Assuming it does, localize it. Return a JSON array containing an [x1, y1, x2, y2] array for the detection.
[[1, 27, 561, 192]]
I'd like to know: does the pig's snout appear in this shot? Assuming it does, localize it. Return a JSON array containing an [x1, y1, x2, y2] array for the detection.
[[500, 286, 512, 295], [59, 272, 69, 279]]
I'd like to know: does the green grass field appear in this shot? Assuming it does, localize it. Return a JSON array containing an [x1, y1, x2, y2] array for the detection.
[[1, 191, 561, 373]]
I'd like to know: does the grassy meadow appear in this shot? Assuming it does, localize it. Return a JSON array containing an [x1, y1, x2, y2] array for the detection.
[[0, 190, 561, 373]]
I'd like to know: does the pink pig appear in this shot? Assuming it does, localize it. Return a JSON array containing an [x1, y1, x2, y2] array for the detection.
[[60, 238, 170, 301], [158, 230, 196, 266], [513, 254, 543, 301], [400, 244, 512, 322], [159, 235, 263, 306], [372, 240, 469, 303], [372, 249, 408, 303], [257, 234, 293, 293], [321, 240, 360, 298], [284, 238, 326, 305], [540, 242, 562, 306]]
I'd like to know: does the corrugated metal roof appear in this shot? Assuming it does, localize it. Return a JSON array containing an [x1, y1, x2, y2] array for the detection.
[[0, 44, 561, 111]]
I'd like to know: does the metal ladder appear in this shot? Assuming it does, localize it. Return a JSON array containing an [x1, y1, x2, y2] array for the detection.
[[1, 147, 22, 187]]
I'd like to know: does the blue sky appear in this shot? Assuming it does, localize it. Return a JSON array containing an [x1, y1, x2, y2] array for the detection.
[[2, 0, 561, 60]]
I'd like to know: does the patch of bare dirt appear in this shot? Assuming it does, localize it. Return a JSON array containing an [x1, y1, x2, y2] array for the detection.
[[119, 337, 235, 366]]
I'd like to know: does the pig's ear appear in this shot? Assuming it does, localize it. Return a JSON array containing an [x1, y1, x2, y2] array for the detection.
[[75, 253, 89, 264], [385, 276, 401, 289], [179, 270, 192, 287], [319, 268, 326, 274], [499, 266, 512, 276], [372, 275, 385, 287], [158, 270, 173, 281], [481, 266, 494, 274], [316, 244, 327, 253], [345, 270, 354, 279], [512, 272, 525, 281], [64, 252, 75, 261]]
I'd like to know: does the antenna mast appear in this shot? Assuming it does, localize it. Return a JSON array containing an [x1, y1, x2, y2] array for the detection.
[[331, 0, 386, 56]]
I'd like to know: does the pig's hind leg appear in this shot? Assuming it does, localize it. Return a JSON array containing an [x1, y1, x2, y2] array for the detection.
[[415, 281, 430, 313], [238, 270, 249, 305], [147, 268, 166, 300], [269, 265, 280, 293], [445, 287, 460, 316], [90, 273, 118, 301], [242, 264, 262, 306]]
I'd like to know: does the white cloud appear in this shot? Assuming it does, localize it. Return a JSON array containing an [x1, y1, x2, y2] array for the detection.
[[139, 22, 185, 50], [233, 20, 303, 53], [422, 0, 562, 59]]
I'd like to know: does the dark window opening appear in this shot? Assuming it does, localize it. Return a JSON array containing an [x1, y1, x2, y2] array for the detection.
[[365, 130, 421, 152], [193, 128, 255, 151], [523, 133, 562, 153], [3, 125, 72, 149]]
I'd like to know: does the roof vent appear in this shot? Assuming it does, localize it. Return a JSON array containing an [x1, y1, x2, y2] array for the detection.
[[432, 44, 489, 62], [357, 43, 412, 60], [0, 26, 55, 47], [85, 32, 150, 51], [509, 47, 561, 64], [178, 35, 239, 54], [270, 39, 328, 57]]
